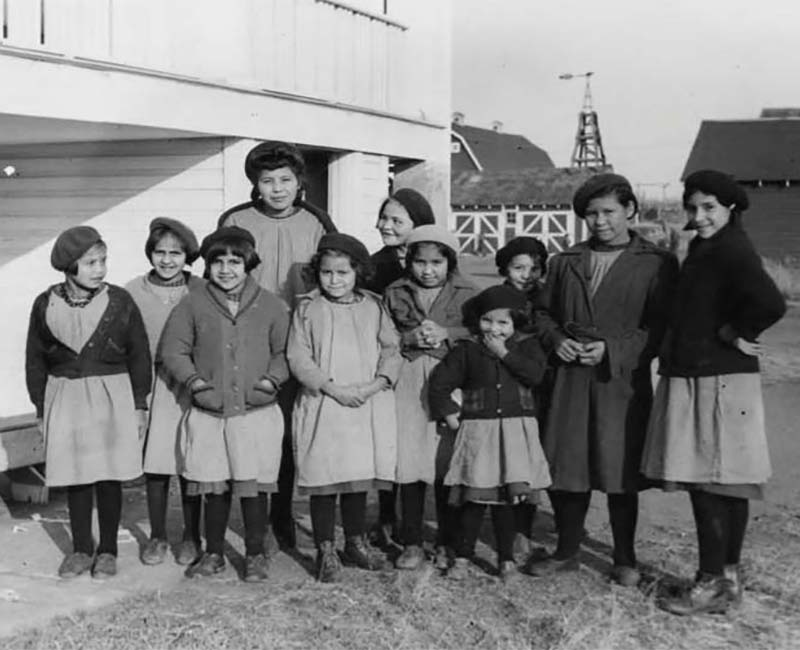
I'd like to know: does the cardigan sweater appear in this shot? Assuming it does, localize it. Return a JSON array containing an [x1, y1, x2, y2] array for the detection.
[[366, 245, 404, 294], [428, 335, 547, 420], [157, 276, 290, 417], [660, 224, 786, 377], [383, 272, 479, 361], [26, 283, 152, 417]]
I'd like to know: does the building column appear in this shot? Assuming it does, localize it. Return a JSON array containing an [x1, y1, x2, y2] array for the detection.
[[328, 151, 389, 252]]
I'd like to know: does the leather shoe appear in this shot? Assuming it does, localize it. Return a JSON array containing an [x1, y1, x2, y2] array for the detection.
[[660, 574, 733, 616], [525, 553, 580, 577]]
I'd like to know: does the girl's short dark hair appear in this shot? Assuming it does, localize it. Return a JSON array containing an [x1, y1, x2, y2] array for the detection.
[[464, 306, 529, 335], [309, 249, 374, 289], [203, 237, 261, 273], [589, 183, 638, 215], [405, 241, 458, 276], [145, 226, 189, 259], [247, 142, 306, 202]]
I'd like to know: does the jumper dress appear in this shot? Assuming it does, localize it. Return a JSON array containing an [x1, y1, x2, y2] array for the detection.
[[43, 286, 141, 486]]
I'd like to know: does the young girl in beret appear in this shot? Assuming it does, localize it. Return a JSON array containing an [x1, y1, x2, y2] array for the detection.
[[429, 285, 551, 580], [642, 170, 785, 615], [26, 226, 151, 579], [368, 188, 436, 547], [531, 174, 678, 585], [159, 226, 290, 581], [384, 225, 479, 570], [126, 218, 204, 567], [219, 141, 336, 548], [287, 233, 401, 582]]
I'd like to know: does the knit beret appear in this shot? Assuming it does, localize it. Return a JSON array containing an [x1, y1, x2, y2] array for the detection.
[[244, 141, 305, 184], [495, 236, 548, 271], [147, 217, 200, 264], [463, 285, 528, 328], [572, 173, 638, 218], [406, 225, 460, 254], [317, 232, 370, 267], [682, 169, 749, 211], [51, 226, 104, 272], [382, 188, 436, 227], [199, 226, 257, 260]]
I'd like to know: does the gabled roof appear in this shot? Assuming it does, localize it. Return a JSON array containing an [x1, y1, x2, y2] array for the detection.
[[452, 123, 554, 173], [683, 119, 800, 181], [451, 168, 598, 206]]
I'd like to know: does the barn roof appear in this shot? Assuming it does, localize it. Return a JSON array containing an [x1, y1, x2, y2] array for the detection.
[[683, 119, 800, 181], [451, 167, 598, 206], [452, 123, 554, 172]]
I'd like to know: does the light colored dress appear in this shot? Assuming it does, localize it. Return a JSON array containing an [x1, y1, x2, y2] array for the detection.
[[43, 287, 141, 486], [288, 290, 401, 495]]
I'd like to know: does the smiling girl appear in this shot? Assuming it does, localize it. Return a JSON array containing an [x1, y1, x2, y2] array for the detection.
[[26, 226, 151, 579]]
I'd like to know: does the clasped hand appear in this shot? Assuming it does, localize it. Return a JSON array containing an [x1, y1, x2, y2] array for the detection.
[[411, 320, 448, 349], [555, 338, 606, 366], [324, 377, 389, 407]]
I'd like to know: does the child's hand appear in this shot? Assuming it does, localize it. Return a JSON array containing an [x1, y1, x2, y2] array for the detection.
[[356, 377, 390, 401], [444, 413, 460, 431], [734, 337, 761, 357], [578, 340, 606, 366], [257, 378, 277, 394], [483, 333, 508, 358], [409, 326, 432, 348], [136, 409, 148, 441], [189, 377, 209, 392], [323, 382, 366, 408], [555, 338, 584, 363], [421, 320, 448, 348]]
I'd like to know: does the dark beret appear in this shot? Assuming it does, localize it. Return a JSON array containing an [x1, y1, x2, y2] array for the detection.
[[572, 173, 638, 218], [51, 226, 103, 272], [147, 217, 200, 264], [495, 236, 548, 271], [317, 233, 370, 267], [199, 226, 257, 260], [683, 170, 749, 211], [465, 285, 527, 321], [244, 141, 305, 184], [382, 188, 435, 227]]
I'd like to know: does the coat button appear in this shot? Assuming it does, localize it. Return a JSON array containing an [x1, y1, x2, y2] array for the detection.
[[233, 366, 239, 371], [496, 408, 502, 414], [496, 383, 501, 389], [233, 386, 239, 392]]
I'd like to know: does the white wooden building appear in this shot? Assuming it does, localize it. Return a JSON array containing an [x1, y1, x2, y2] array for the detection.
[[0, 0, 451, 426]]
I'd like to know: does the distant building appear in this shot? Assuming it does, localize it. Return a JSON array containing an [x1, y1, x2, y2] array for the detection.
[[683, 110, 800, 260]]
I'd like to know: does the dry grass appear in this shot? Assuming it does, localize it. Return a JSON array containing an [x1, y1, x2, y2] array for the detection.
[[763, 257, 800, 301]]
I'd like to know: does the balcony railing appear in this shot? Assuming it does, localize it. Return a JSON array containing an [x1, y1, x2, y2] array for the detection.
[[0, 0, 411, 116]]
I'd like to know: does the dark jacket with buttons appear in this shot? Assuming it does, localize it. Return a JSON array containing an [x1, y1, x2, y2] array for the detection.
[[659, 224, 786, 377], [158, 276, 290, 417], [428, 335, 547, 420], [26, 283, 152, 417]]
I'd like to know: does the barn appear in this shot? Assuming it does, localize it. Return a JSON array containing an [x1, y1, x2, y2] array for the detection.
[[683, 110, 800, 262]]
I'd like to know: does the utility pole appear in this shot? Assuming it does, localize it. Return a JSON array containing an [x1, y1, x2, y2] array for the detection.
[[559, 72, 607, 169]]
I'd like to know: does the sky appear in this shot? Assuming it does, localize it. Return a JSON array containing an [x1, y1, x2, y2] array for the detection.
[[452, 0, 800, 199]]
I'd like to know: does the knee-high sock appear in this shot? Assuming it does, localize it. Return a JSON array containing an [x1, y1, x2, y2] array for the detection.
[[179, 476, 202, 543], [400, 481, 426, 546], [491, 504, 516, 563], [309, 494, 337, 547], [456, 502, 486, 559], [145, 473, 170, 540], [95, 481, 122, 556], [340, 492, 367, 538], [724, 495, 749, 566], [607, 492, 638, 567], [241, 492, 268, 556], [204, 492, 232, 556], [549, 490, 591, 559], [434, 480, 456, 547], [67, 484, 94, 555], [690, 490, 727, 576]]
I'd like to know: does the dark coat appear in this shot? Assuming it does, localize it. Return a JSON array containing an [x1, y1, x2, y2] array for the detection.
[[158, 276, 290, 417], [26, 284, 152, 417], [366, 245, 404, 294], [428, 335, 547, 420], [534, 233, 679, 493], [659, 224, 785, 377]]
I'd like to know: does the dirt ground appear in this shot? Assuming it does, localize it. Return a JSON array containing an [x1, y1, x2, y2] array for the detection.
[[2, 261, 799, 649]]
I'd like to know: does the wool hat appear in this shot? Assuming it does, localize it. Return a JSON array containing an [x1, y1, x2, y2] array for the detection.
[[51, 226, 104, 272], [147, 217, 200, 264], [199, 226, 257, 260], [406, 224, 460, 254], [244, 141, 305, 184], [495, 236, 548, 271], [572, 173, 638, 218], [317, 232, 370, 267], [381, 188, 435, 227], [471, 285, 527, 316], [682, 169, 749, 211]]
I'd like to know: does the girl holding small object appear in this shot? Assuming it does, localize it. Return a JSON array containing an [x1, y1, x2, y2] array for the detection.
[[126, 217, 204, 567], [384, 224, 479, 571], [159, 226, 290, 582], [429, 285, 551, 580], [26, 226, 151, 579], [287, 233, 401, 582], [642, 170, 785, 615]]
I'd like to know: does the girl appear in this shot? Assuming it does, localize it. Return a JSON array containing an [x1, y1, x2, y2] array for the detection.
[[287, 233, 401, 582], [642, 170, 785, 615], [219, 141, 336, 548], [530, 174, 678, 585], [26, 226, 151, 579], [429, 285, 552, 580], [159, 226, 290, 582], [384, 225, 479, 570], [125, 218, 203, 566], [368, 188, 435, 548]]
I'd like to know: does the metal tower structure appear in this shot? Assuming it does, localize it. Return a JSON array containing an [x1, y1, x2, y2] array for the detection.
[[559, 72, 607, 169]]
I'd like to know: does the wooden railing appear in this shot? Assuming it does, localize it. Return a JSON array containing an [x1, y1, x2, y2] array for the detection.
[[0, 0, 410, 115]]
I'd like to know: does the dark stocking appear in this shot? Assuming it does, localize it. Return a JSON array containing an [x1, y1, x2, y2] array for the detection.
[[456, 502, 485, 558], [340, 492, 367, 538], [67, 483, 94, 555], [514, 502, 536, 540], [145, 473, 170, 540], [204, 492, 232, 556], [241, 492, 268, 556], [690, 490, 727, 576], [378, 485, 399, 526], [179, 476, 202, 543], [607, 493, 638, 567], [95, 481, 122, 556], [400, 481, 427, 546], [549, 490, 591, 559], [434, 480, 456, 547], [725, 496, 749, 566], [309, 494, 337, 547], [491, 504, 516, 562]]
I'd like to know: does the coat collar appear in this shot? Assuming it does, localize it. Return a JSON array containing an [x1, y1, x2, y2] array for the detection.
[[204, 275, 261, 320], [559, 231, 655, 256], [390, 270, 475, 292]]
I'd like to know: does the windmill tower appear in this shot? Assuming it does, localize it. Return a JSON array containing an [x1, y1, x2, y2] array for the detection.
[[559, 72, 607, 169]]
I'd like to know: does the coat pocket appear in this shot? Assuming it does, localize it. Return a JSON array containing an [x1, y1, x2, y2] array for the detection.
[[245, 382, 278, 408], [190, 383, 223, 413]]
